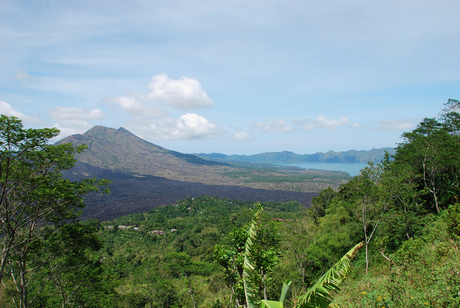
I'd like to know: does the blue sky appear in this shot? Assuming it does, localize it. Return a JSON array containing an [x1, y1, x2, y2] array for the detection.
[[1, 0, 460, 155]]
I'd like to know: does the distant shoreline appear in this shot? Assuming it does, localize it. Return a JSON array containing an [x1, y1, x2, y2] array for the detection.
[[274, 162, 368, 176]]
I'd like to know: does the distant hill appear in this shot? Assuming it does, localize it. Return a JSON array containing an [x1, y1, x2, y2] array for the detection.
[[195, 148, 396, 164], [57, 126, 232, 184], [58, 126, 222, 168]]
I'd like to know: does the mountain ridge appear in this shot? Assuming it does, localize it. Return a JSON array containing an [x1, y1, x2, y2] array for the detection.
[[195, 147, 396, 164], [57, 126, 224, 179]]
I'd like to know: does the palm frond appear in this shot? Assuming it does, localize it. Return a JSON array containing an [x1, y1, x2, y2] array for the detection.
[[296, 242, 363, 308], [243, 204, 263, 308], [279, 281, 292, 304], [260, 300, 284, 308]]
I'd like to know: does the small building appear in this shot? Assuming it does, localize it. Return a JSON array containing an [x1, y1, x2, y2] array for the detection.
[[149, 230, 165, 235]]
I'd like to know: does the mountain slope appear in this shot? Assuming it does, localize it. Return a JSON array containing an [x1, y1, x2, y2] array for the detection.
[[58, 126, 351, 195], [59, 126, 221, 168], [196, 147, 396, 164], [57, 126, 228, 183]]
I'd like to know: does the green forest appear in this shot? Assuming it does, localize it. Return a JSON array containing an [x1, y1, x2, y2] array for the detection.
[[1, 99, 460, 307]]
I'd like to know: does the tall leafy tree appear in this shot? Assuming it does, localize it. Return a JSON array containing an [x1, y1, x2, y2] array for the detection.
[[0, 115, 108, 308], [395, 114, 460, 213], [310, 188, 337, 223], [349, 163, 385, 274]]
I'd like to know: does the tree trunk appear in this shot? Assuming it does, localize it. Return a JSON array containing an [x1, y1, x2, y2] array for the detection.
[[20, 260, 28, 308], [185, 272, 196, 308]]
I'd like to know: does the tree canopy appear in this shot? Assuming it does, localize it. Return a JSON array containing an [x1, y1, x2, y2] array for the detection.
[[0, 115, 109, 308]]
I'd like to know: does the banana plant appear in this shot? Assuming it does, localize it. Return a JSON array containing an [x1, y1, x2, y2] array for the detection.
[[242, 204, 262, 308], [259, 281, 292, 308], [243, 224, 362, 307], [257, 242, 363, 308], [295, 242, 363, 308], [240, 204, 363, 308]]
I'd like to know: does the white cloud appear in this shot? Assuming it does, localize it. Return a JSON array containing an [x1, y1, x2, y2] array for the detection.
[[105, 74, 213, 122], [126, 113, 223, 140], [107, 95, 143, 114], [47, 106, 105, 120], [13, 70, 34, 83], [234, 131, 253, 141], [47, 107, 106, 141], [253, 120, 293, 132], [374, 119, 413, 131], [0, 101, 41, 124], [294, 116, 361, 130], [104, 75, 221, 140], [105, 93, 168, 118], [147, 74, 214, 110], [52, 119, 94, 141]]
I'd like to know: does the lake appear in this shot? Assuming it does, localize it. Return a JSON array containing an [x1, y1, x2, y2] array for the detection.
[[275, 162, 368, 176]]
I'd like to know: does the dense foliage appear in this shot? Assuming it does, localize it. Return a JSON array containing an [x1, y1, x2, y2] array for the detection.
[[0, 115, 109, 308], [1, 99, 459, 307]]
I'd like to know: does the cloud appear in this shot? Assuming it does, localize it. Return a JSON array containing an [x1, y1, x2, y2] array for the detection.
[[52, 119, 94, 141], [293, 116, 361, 130], [147, 74, 214, 110], [253, 120, 293, 132], [374, 119, 413, 131], [106, 74, 214, 114], [13, 70, 34, 84], [233, 131, 253, 141], [0, 101, 41, 124], [105, 74, 213, 119], [126, 113, 224, 140], [47, 106, 105, 120], [105, 93, 168, 118], [105, 74, 221, 140], [47, 107, 106, 140]]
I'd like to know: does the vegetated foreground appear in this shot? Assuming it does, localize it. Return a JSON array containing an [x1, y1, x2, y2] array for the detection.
[[2, 99, 460, 307]]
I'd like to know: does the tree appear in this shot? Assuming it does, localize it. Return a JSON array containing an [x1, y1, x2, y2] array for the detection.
[[440, 98, 460, 138], [349, 163, 385, 274], [39, 222, 113, 308], [396, 116, 460, 213], [310, 188, 337, 223], [0, 115, 108, 308], [378, 161, 423, 251], [230, 205, 363, 308], [395, 99, 460, 215], [166, 252, 212, 308], [214, 203, 281, 308], [279, 213, 316, 287]]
